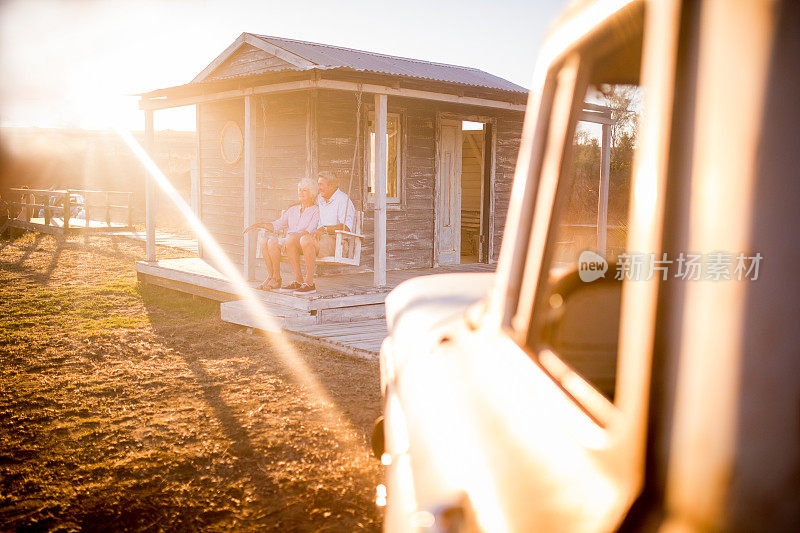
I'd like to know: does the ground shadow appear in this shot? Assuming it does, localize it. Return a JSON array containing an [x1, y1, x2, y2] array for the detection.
[[0, 235, 93, 284], [0, 233, 159, 283], [8, 233, 44, 267], [0, 233, 58, 282], [177, 349, 280, 497], [0, 238, 382, 531], [139, 285, 381, 443]]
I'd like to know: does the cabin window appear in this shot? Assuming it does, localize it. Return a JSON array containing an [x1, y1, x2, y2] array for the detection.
[[367, 112, 401, 202]]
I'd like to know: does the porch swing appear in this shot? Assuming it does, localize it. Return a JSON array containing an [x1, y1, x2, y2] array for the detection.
[[257, 90, 365, 266]]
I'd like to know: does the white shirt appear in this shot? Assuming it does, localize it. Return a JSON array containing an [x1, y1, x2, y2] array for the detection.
[[317, 188, 355, 231]]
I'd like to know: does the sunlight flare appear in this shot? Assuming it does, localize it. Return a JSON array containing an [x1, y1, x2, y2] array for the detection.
[[115, 127, 371, 457]]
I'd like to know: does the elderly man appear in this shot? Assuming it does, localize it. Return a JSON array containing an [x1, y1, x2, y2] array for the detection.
[[296, 171, 355, 294], [243, 178, 319, 291]]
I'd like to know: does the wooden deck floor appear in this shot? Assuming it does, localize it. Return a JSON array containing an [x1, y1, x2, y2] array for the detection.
[[285, 319, 389, 358], [136, 257, 493, 306], [116, 230, 198, 254], [135, 257, 496, 357], [9, 217, 133, 236]]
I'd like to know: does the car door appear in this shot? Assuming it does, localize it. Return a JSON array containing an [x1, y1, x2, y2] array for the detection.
[[482, 0, 680, 529]]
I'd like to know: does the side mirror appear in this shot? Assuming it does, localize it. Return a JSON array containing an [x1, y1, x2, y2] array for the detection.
[[539, 268, 622, 400]]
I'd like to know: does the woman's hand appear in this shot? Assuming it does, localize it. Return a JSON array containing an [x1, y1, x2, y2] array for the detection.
[[243, 222, 269, 235]]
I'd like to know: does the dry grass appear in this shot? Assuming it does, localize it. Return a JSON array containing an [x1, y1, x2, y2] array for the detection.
[[0, 233, 382, 531]]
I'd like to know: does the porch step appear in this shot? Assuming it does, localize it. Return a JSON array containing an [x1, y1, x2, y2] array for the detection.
[[219, 299, 388, 357], [285, 319, 388, 358], [220, 300, 316, 332], [253, 286, 388, 312]]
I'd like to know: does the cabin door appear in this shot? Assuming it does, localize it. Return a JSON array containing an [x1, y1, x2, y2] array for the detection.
[[437, 119, 462, 265]]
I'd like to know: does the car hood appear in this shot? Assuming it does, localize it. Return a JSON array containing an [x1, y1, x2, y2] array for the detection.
[[383, 272, 495, 366], [385, 272, 495, 332]]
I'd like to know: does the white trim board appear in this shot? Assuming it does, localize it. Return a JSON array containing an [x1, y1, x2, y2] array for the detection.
[[141, 79, 527, 112]]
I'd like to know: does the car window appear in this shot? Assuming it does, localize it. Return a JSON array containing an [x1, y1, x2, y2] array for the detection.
[[551, 86, 642, 271], [524, 20, 644, 404]]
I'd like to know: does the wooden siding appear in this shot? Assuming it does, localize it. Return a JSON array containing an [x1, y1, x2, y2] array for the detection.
[[316, 89, 364, 207], [316, 91, 438, 271], [492, 113, 524, 262], [207, 43, 294, 80], [392, 99, 437, 269], [199, 99, 245, 263], [256, 92, 309, 223], [315, 89, 372, 273], [199, 93, 307, 268]]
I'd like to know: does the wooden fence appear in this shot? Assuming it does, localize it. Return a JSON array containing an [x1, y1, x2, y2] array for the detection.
[[6, 188, 135, 236]]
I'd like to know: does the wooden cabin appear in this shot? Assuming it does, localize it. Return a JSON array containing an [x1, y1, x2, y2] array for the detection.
[[139, 33, 527, 285]]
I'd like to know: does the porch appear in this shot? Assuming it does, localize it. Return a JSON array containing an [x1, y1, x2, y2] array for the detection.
[[135, 257, 494, 357]]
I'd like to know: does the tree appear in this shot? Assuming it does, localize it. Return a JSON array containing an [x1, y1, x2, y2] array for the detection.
[[599, 84, 642, 226], [599, 83, 642, 152]]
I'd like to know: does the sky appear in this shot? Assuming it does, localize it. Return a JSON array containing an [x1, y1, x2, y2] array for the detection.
[[0, 0, 568, 132]]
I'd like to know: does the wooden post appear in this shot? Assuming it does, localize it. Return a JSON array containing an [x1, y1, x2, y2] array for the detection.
[[597, 123, 611, 255], [106, 192, 112, 227], [44, 193, 51, 226], [195, 104, 204, 259], [243, 95, 257, 281], [308, 89, 319, 180], [145, 109, 156, 261], [373, 94, 388, 287], [24, 191, 32, 222], [190, 158, 200, 256], [190, 160, 200, 217], [64, 190, 71, 233], [127, 193, 133, 230]]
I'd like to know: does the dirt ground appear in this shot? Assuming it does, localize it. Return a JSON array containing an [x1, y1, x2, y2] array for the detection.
[[0, 232, 383, 531]]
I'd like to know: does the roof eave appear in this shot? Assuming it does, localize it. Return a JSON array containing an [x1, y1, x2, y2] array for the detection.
[[141, 68, 527, 101]]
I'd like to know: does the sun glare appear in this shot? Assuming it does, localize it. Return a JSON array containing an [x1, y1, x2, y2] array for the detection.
[[115, 126, 371, 457]]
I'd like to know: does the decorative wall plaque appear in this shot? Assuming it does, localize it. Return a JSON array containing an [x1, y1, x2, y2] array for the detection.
[[220, 121, 243, 164]]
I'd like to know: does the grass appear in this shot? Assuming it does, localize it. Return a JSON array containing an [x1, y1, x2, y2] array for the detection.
[[0, 232, 382, 531], [136, 282, 219, 319]]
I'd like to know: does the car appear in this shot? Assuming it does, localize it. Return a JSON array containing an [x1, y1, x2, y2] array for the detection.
[[375, 0, 800, 531]]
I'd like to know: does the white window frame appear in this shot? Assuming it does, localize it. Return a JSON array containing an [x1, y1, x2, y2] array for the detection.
[[365, 111, 402, 205]]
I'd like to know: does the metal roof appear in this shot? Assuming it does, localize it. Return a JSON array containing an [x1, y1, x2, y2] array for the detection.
[[223, 34, 528, 94]]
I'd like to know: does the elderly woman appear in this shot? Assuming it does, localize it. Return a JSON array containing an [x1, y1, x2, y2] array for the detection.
[[243, 178, 319, 291]]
